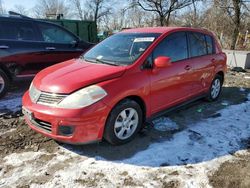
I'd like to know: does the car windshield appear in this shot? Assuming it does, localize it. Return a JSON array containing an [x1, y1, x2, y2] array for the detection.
[[83, 33, 160, 66]]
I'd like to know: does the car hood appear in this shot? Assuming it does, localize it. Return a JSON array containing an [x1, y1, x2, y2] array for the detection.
[[33, 59, 126, 94]]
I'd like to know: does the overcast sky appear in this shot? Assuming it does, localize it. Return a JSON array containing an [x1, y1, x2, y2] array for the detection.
[[2, 0, 36, 11]]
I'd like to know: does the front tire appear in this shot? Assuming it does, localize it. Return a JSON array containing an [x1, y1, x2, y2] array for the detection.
[[207, 74, 223, 101], [104, 99, 143, 145], [0, 69, 10, 98]]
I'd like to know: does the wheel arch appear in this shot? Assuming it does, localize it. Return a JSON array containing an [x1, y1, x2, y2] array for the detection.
[[216, 71, 224, 83], [124, 95, 147, 123], [0, 64, 13, 81], [106, 95, 147, 124]]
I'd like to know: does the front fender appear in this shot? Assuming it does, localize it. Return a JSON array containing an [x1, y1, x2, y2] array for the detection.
[[98, 70, 151, 118]]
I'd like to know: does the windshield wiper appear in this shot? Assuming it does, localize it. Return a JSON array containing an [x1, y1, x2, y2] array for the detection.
[[83, 57, 120, 66], [95, 58, 119, 66], [83, 58, 96, 63]]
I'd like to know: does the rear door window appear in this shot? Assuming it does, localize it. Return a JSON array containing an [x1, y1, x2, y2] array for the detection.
[[188, 32, 207, 57], [153, 32, 188, 62], [0, 21, 18, 40], [0, 21, 37, 41], [38, 23, 76, 43]]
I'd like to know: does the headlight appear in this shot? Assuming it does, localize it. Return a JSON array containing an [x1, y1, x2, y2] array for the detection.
[[29, 82, 41, 103], [57, 85, 107, 109]]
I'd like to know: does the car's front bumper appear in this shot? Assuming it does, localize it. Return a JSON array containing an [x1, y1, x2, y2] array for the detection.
[[22, 91, 111, 144]]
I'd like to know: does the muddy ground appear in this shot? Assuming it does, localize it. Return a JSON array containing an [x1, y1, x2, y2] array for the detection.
[[0, 69, 250, 187]]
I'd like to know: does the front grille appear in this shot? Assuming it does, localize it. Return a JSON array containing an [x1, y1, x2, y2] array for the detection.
[[32, 118, 52, 133], [37, 92, 67, 106]]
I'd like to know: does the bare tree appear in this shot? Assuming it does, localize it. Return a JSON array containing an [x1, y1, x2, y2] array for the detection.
[[200, 2, 231, 48], [190, 0, 201, 26], [215, 0, 250, 49], [99, 1, 157, 31], [125, 6, 156, 27], [100, 9, 125, 31], [135, 0, 193, 26], [231, 0, 241, 49], [72, 0, 112, 24], [72, 0, 84, 20], [0, 0, 5, 14], [90, 0, 112, 23], [33, 0, 71, 19], [177, 0, 205, 27]]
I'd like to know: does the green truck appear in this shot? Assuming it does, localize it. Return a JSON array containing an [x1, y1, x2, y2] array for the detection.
[[43, 19, 98, 43]]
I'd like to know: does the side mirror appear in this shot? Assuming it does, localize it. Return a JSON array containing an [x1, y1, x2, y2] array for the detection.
[[154, 56, 171, 68]]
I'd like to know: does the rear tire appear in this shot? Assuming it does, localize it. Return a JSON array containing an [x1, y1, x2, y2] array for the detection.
[[206, 74, 223, 101], [0, 69, 10, 98], [104, 99, 143, 145]]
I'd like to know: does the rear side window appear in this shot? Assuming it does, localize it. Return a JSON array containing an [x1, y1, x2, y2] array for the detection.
[[0, 21, 37, 41], [153, 32, 188, 62], [205, 35, 214, 54], [38, 23, 76, 43], [188, 32, 207, 57]]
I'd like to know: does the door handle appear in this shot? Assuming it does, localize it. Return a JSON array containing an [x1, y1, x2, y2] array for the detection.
[[185, 65, 192, 71], [46, 47, 56, 50], [0, 45, 9, 49]]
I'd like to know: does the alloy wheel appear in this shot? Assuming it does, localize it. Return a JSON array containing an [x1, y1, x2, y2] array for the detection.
[[0, 75, 5, 94], [211, 78, 221, 99], [114, 108, 139, 140]]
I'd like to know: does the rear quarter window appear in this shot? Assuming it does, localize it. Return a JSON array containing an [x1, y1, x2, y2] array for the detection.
[[205, 35, 215, 54]]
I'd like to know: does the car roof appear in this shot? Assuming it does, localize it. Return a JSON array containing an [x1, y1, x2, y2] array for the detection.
[[0, 15, 53, 24], [0, 15, 81, 40], [0, 13, 28, 18], [121, 27, 213, 36]]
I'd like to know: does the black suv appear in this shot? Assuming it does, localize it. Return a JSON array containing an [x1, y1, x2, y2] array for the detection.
[[0, 12, 93, 97]]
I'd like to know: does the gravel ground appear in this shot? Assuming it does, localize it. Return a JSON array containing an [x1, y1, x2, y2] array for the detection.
[[0, 69, 249, 187]]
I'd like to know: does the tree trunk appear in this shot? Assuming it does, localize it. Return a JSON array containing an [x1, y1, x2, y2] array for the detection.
[[192, 0, 197, 26], [159, 15, 164, 26], [165, 11, 171, 26], [94, 0, 101, 24], [230, 0, 241, 50], [94, 7, 99, 24]]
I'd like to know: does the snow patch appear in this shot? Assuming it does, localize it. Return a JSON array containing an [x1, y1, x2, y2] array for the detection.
[[153, 117, 179, 131], [118, 94, 250, 166], [3, 151, 45, 166], [0, 148, 241, 188]]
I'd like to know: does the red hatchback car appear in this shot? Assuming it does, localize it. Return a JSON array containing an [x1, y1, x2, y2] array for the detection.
[[22, 27, 227, 145]]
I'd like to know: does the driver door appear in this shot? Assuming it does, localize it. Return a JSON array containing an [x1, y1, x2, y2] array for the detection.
[[149, 32, 194, 114]]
